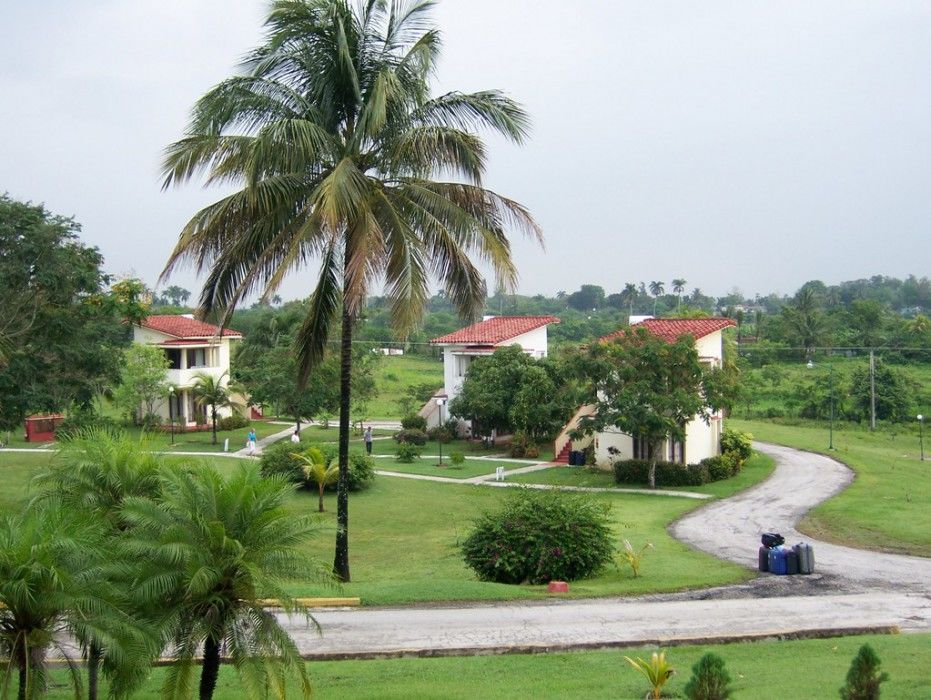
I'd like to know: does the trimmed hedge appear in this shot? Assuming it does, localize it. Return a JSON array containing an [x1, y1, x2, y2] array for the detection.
[[612, 459, 710, 487], [259, 440, 375, 491], [217, 414, 250, 431], [460, 490, 614, 584]]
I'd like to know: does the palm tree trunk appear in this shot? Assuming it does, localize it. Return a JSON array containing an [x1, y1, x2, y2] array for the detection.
[[88, 641, 102, 700], [17, 663, 26, 700], [199, 634, 222, 700], [211, 406, 218, 445], [333, 303, 353, 582], [318, 482, 325, 513]]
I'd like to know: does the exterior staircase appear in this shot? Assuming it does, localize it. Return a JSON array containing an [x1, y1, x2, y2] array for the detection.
[[554, 442, 572, 464]]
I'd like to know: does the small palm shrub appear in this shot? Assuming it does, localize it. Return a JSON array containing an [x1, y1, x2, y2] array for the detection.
[[624, 650, 675, 700], [684, 653, 732, 700], [461, 490, 613, 584], [620, 539, 654, 578], [396, 442, 420, 462], [840, 644, 888, 700], [260, 442, 374, 491]]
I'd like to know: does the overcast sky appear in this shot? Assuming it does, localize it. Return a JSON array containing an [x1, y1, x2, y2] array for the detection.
[[3, 1, 929, 303]]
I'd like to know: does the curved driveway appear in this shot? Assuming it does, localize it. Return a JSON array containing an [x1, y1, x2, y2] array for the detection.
[[281, 442, 931, 658], [671, 442, 931, 592]]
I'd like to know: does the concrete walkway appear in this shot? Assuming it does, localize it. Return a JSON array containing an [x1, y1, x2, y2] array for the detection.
[[276, 441, 931, 657]]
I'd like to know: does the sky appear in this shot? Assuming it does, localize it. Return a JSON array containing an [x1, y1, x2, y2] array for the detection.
[[2, 1, 930, 303]]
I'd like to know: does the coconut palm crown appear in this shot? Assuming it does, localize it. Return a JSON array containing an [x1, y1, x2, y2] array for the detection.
[[160, 0, 540, 580]]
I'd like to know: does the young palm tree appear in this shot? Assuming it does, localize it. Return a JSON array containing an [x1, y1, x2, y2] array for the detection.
[[0, 503, 137, 700], [191, 371, 242, 444], [122, 464, 331, 700], [160, 0, 539, 581], [32, 428, 163, 699], [292, 447, 339, 512]]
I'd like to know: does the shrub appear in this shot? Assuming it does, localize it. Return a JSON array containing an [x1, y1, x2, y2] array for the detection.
[[217, 414, 250, 431], [684, 653, 732, 700], [612, 459, 710, 487], [346, 453, 376, 491], [400, 414, 427, 431], [427, 425, 455, 443], [393, 428, 428, 446], [460, 490, 614, 584], [396, 442, 420, 463], [450, 452, 465, 466], [840, 644, 888, 700], [56, 410, 118, 438], [720, 428, 753, 464], [509, 432, 540, 459], [701, 452, 742, 482]]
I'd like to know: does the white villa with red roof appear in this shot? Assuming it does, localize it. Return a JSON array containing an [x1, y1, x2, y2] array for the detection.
[[425, 315, 559, 428], [557, 317, 736, 466], [133, 315, 243, 427]]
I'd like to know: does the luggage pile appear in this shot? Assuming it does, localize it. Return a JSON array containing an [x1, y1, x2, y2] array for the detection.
[[758, 533, 815, 575]]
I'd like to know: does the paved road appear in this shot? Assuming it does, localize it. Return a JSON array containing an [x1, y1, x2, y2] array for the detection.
[[672, 443, 931, 592], [278, 442, 931, 657]]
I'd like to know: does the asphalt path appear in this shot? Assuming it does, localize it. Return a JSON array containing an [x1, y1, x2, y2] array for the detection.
[[279, 442, 931, 657]]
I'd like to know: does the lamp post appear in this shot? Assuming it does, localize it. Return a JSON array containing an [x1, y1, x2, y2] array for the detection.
[[168, 386, 175, 445], [807, 359, 835, 450], [436, 397, 446, 467], [919, 414, 925, 462]]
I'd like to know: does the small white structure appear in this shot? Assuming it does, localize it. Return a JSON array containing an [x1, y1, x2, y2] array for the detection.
[[569, 318, 736, 467], [424, 315, 559, 428], [133, 315, 243, 427]]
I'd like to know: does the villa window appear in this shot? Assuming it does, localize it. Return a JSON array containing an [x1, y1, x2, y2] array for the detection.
[[165, 349, 182, 370], [632, 436, 654, 460], [669, 437, 685, 464], [186, 348, 208, 368]]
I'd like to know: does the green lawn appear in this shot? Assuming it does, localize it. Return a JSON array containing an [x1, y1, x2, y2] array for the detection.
[[731, 419, 931, 557], [509, 452, 777, 499], [367, 354, 444, 418], [40, 633, 931, 698], [0, 450, 751, 606], [371, 455, 534, 480]]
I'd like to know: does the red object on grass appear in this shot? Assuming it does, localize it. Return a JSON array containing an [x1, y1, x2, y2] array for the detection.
[[547, 581, 569, 593]]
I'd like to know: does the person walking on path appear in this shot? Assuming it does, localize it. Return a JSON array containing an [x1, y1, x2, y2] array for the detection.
[[364, 426, 373, 455], [247, 428, 257, 455]]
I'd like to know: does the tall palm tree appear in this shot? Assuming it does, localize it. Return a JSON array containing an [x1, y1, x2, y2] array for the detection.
[[160, 0, 538, 581], [648, 281, 664, 316], [292, 447, 339, 512], [122, 464, 331, 700], [191, 371, 242, 444], [622, 282, 638, 316], [672, 279, 687, 310]]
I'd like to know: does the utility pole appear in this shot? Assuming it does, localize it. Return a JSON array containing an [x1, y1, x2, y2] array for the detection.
[[869, 349, 876, 431]]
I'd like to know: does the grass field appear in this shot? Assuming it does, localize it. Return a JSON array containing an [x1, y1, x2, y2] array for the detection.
[[367, 354, 444, 418], [0, 449, 753, 605], [39, 633, 931, 698], [372, 455, 532, 480], [731, 418, 930, 557]]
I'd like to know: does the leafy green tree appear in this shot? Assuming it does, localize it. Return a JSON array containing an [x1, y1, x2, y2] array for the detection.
[[123, 464, 330, 700], [781, 287, 827, 358], [839, 644, 888, 700], [0, 195, 129, 430], [451, 346, 576, 441], [567, 284, 606, 311], [0, 503, 139, 700], [849, 360, 912, 422], [160, 0, 537, 582], [191, 371, 242, 444], [112, 344, 171, 425], [576, 328, 710, 488]]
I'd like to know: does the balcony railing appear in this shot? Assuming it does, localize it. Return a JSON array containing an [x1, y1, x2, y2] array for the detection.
[[166, 366, 225, 388]]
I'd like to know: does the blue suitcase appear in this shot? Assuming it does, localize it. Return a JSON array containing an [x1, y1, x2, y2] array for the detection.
[[768, 547, 788, 575]]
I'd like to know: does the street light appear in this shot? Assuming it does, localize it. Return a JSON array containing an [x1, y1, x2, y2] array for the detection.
[[168, 386, 175, 445], [806, 359, 835, 450], [919, 415, 925, 462], [436, 397, 446, 467]]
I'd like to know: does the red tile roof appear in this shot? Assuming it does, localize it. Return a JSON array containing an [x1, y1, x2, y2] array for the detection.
[[601, 317, 736, 344], [431, 316, 559, 345], [140, 315, 242, 340]]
